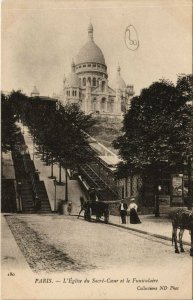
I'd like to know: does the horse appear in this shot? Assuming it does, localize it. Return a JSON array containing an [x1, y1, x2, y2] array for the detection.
[[171, 208, 193, 256], [77, 196, 87, 219]]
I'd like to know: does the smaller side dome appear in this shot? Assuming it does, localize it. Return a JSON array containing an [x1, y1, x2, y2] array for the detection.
[[65, 74, 80, 88], [114, 65, 126, 90], [65, 60, 80, 88]]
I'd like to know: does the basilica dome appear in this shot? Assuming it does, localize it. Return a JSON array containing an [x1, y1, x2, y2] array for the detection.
[[75, 23, 106, 66]]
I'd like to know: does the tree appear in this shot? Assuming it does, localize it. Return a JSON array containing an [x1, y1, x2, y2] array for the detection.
[[176, 74, 193, 103], [47, 103, 95, 201], [1, 92, 19, 153], [113, 77, 192, 206], [19, 99, 96, 202], [176, 74, 193, 207], [9, 90, 29, 122]]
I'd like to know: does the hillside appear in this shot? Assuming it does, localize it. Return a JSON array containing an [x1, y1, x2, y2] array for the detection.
[[87, 117, 122, 154]]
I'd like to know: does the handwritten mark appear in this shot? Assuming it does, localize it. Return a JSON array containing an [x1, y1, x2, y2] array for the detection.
[[124, 25, 139, 51]]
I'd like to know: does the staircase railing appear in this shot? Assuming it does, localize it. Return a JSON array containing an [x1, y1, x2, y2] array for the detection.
[[79, 165, 118, 201], [80, 164, 118, 197]]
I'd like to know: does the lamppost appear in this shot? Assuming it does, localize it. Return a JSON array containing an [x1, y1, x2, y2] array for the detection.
[[155, 185, 161, 217], [53, 178, 57, 212], [65, 169, 68, 202]]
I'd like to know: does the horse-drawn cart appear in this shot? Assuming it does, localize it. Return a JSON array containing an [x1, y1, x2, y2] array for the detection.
[[84, 201, 110, 224]]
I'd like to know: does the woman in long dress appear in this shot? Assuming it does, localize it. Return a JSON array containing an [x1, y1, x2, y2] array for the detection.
[[128, 198, 141, 224]]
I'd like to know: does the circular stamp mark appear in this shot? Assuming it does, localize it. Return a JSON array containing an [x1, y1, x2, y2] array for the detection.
[[124, 25, 139, 51]]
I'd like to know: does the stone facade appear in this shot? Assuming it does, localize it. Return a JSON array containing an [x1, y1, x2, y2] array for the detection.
[[60, 23, 134, 116]]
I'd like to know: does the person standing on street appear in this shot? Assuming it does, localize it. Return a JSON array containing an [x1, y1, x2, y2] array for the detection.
[[118, 199, 128, 224], [128, 198, 141, 224]]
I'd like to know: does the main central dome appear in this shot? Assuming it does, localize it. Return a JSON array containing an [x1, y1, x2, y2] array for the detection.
[[75, 23, 106, 65]]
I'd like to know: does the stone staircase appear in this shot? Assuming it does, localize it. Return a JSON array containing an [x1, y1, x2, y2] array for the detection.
[[35, 181, 51, 213], [12, 132, 52, 214], [20, 181, 35, 213]]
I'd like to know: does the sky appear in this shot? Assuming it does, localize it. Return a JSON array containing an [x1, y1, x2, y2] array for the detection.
[[2, 0, 192, 97]]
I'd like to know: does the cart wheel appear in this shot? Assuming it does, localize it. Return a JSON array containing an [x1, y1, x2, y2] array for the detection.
[[96, 215, 100, 222], [88, 207, 92, 222], [104, 210, 109, 224]]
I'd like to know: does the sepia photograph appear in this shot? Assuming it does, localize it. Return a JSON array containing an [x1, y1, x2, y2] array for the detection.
[[1, 0, 192, 299]]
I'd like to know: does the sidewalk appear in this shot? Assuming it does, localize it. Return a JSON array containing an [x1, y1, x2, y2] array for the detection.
[[1, 214, 31, 272], [77, 211, 191, 245], [107, 214, 191, 245]]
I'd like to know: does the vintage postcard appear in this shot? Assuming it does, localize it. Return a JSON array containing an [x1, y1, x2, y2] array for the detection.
[[1, 0, 192, 299]]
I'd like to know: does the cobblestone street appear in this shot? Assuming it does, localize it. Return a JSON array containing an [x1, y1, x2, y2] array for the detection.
[[5, 214, 191, 274], [5, 216, 95, 273], [2, 214, 192, 300]]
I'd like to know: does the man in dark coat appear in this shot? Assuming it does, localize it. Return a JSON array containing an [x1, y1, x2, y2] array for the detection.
[[119, 199, 128, 224]]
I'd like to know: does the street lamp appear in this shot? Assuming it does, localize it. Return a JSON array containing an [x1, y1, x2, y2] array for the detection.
[[65, 169, 68, 202], [155, 185, 161, 217]]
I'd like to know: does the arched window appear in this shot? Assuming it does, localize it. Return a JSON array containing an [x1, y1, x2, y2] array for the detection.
[[87, 77, 91, 85], [93, 77, 96, 86], [75, 91, 77, 96], [83, 78, 86, 86], [92, 97, 97, 111], [102, 81, 105, 91]]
